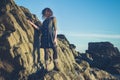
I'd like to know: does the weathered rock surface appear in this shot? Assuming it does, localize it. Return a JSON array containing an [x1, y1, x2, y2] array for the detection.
[[0, 0, 117, 80], [85, 42, 120, 74]]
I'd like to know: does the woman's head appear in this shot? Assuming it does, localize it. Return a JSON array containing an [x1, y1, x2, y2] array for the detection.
[[42, 8, 53, 18]]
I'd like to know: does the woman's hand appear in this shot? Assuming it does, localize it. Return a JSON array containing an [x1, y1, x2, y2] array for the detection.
[[54, 37, 57, 45], [27, 19, 39, 30], [27, 20, 31, 23]]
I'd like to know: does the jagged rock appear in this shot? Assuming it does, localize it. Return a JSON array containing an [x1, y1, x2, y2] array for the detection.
[[86, 42, 120, 74], [0, 0, 117, 80], [90, 68, 116, 79]]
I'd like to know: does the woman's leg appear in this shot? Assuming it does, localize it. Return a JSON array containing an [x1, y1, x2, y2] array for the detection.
[[52, 45, 60, 71], [53, 45, 58, 60], [44, 48, 49, 61]]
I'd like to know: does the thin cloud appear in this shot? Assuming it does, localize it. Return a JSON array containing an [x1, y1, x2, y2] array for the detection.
[[66, 33, 120, 39]]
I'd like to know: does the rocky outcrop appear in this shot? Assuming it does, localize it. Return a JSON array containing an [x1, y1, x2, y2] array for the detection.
[[86, 42, 120, 74], [0, 0, 117, 80]]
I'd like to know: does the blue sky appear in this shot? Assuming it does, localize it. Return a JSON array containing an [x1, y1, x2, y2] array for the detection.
[[15, 0, 120, 52]]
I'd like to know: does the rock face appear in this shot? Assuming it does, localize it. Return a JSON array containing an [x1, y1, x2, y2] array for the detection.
[[0, 0, 117, 80], [86, 42, 120, 74]]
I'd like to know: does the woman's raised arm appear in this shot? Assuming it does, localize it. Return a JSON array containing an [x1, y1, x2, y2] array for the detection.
[[27, 20, 39, 30]]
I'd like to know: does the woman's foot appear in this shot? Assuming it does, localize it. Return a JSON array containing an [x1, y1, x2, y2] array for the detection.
[[45, 60, 50, 69], [45, 60, 54, 71], [53, 59, 60, 71]]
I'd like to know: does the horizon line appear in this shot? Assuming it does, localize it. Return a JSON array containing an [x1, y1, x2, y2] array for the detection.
[[64, 33, 120, 39]]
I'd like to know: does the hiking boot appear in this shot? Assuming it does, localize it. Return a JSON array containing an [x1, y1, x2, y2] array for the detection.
[[53, 59, 60, 71], [45, 60, 54, 71], [45, 60, 50, 69]]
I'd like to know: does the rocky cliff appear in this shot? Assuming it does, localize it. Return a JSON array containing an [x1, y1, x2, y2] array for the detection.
[[0, 0, 117, 80], [85, 42, 120, 74]]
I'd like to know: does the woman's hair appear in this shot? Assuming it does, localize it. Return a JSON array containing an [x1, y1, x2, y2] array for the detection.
[[42, 8, 53, 18]]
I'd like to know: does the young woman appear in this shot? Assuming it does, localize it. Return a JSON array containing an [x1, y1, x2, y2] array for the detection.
[[28, 8, 59, 70]]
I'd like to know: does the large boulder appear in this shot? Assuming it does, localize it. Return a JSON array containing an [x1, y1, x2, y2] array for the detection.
[[86, 42, 120, 74]]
